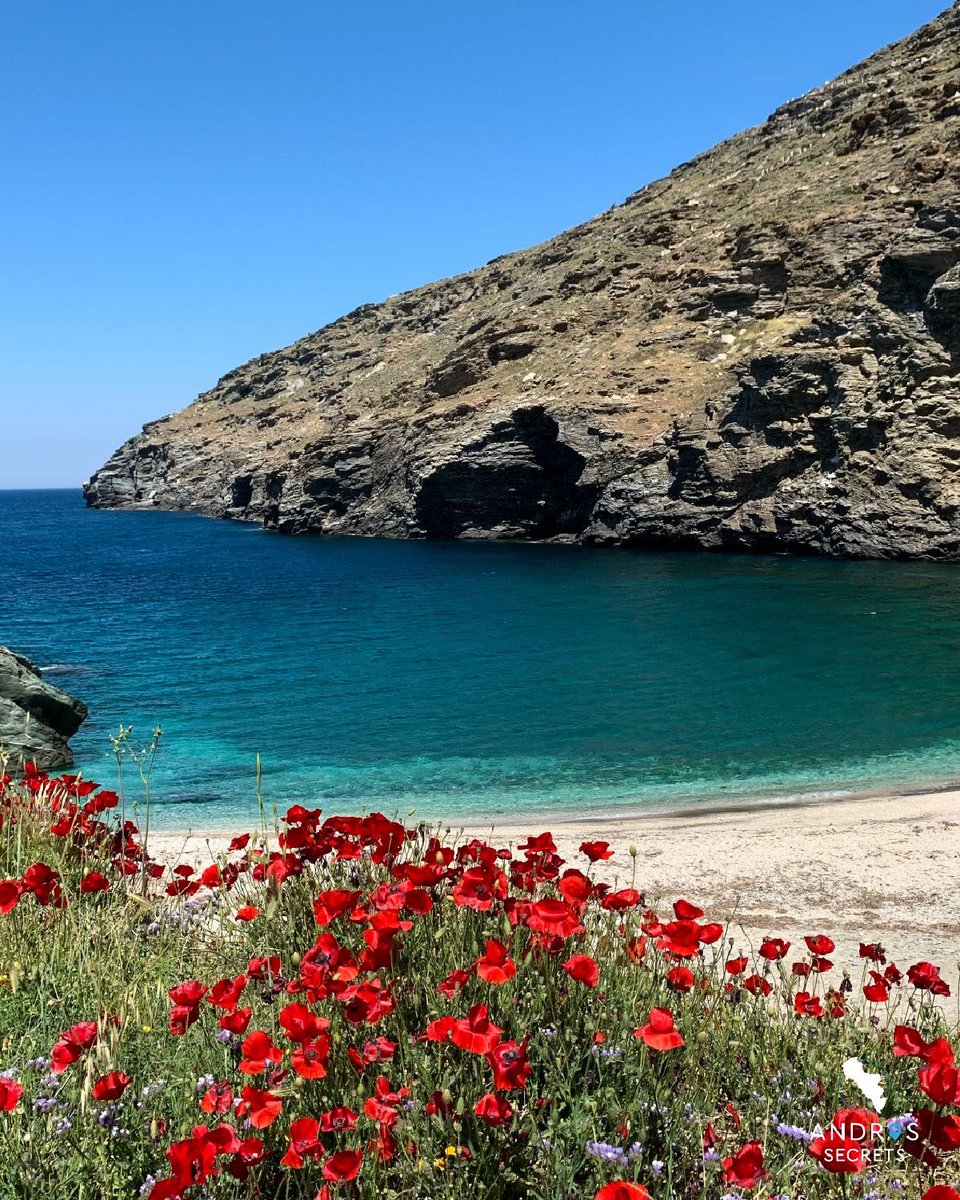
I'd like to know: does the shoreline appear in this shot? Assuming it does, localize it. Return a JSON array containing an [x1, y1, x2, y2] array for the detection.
[[148, 783, 960, 982]]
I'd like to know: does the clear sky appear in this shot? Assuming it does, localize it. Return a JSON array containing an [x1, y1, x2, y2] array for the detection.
[[1, 0, 948, 488]]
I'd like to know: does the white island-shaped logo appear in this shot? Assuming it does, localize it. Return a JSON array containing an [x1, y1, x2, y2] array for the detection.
[[841, 1057, 887, 1112]]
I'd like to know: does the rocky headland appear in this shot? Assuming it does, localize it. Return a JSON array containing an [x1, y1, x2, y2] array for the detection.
[[86, 5, 960, 558], [0, 648, 88, 770]]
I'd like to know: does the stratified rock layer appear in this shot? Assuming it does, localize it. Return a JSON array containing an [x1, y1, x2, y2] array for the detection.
[[0, 648, 88, 770], [86, 6, 960, 558]]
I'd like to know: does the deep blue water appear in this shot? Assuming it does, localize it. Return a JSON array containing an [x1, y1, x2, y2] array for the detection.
[[3, 489, 960, 829]]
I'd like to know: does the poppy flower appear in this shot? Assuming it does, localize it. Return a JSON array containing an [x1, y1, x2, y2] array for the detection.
[[0, 1079, 24, 1111], [666, 965, 694, 993], [320, 1106, 358, 1132], [655, 919, 701, 958], [923, 1189, 960, 1200], [322, 1148, 363, 1182], [742, 973, 772, 997], [452, 1004, 503, 1054], [437, 968, 471, 999], [239, 1030, 282, 1075], [673, 898, 704, 919], [759, 937, 790, 961], [594, 1184, 649, 1200], [907, 961, 951, 996], [721, 1140, 767, 1189], [452, 866, 508, 911], [0, 880, 20, 914], [804, 934, 835, 956], [601, 888, 642, 913], [863, 975, 889, 1003], [238, 1086, 283, 1129], [580, 840, 613, 861], [199, 1082, 234, 1114], [291, 1037, 331, 1079], [235, 905, 259, 921], [859, 941, 886, 962], [808, 1107, 880, 1174], [278, 1003, 330, 1045], [487, 1040, 531, 1091], [80, 872, 110, 894], [563, 954, 600, 988], [635, 1007, 684, 1051], [475, 939, 517, 985], [525, 898, 583, 938], [280, 1116, 325, 1169], [474, 1092, 513, 1125], [91, 1071, 130, 1101], [919, 1061, 960, 1106], [207, 975, 247, 1013], [220, 1008, 252, 1035], [725, 955, 748, 976], [794, 992, 824, 1018]]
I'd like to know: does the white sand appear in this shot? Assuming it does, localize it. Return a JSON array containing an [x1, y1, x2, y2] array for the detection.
[[148, 787, 960, 984]]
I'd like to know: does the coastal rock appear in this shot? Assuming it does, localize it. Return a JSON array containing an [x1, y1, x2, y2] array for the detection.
[[0, 647, 88, 770], [86, 5, 960, 559]]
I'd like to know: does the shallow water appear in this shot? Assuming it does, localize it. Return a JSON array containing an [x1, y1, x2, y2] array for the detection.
[[3, 489, 960, 829]]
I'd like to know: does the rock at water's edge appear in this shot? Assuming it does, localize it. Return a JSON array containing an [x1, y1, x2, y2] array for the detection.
[[0, 647, 88, 770]]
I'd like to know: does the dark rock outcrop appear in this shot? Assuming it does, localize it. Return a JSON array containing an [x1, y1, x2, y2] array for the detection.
[[86, 5, 960, 559], [0, 648, 88, 770]]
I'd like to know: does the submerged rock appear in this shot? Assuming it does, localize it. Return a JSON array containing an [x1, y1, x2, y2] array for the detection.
[[0, 647, 88, 770], [85, 5, 960, 559]]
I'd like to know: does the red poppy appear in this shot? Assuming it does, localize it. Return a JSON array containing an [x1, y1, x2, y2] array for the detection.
[[808, 1107, 880, 1174], [742, 973, 772, 997], [0, 881, 20, 914], [235, 905, 259, 921], [280, 1116, 325, 1169], [804, 934, 835, 956], [635, 1007, 684, 1051], [908, 961, 951, 996], [312, 889, 361, 927], [474, 1092, 513, 1125], [601, 888, 642, 912], [923, 1189, 960, 1200], [278, 1003, 330, 1045], [794, 992, 824, 1018], [451, 866, 508, 911], [487, 1039, 531, 1090], [91, 1071, 130, 1101], [239, 1030, 282, 1075], [673, 898, 704, 919], [580, 840, 613, 861], [452, 1004, 503, 1054], [199, 1082, 234, 1114], [655, 919, 701, 958], [0, 1079, 24, 1111], [80, 872, 110, 894], [725, 956, 748, 976], [207, 975, 247, 1013], [291, 1037, 331, 1079], [759, 937, 790, 960], [594, 1184, 649, 1200], [238, 1086, 283, 1129], [919, 1061, 960, 1106], [437, 968, 471, 1000], [721, 1140, 767, 1189], [525, 898, 584, 938], [322, 1148, 363, 1182], [563, 954, 600, 988], [666, 965, 695, 993], [219, 1008, 252, 1035], [475, 939, 517, 985]]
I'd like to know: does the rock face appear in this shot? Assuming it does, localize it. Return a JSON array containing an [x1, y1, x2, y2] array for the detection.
[[86, 5, 960, 558], [0, 648, 88, 770]]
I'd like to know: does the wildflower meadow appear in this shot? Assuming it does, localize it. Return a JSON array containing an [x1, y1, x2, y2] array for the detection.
[[0, 761, 958, 1199]]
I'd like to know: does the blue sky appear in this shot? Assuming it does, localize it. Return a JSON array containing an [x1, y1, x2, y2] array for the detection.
[[1, 0, 947, 488]]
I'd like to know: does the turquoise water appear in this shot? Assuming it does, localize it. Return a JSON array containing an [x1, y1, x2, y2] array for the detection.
[[3, 489, 960, 829]]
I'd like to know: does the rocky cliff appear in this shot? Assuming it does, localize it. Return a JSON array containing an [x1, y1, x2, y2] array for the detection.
[[0, 648, 88, 770], [85, 6, 960, 558]]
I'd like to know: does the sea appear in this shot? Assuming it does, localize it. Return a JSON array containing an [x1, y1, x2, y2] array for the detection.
[[3, 488, 960, 831]]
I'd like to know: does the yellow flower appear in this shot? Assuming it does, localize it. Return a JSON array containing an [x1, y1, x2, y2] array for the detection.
[[432, 1158, 446, 1170], [142, 1025, 152, 1033], [445, 1145, 458, 1157]]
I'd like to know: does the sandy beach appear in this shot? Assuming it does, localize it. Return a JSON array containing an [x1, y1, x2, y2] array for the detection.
[[149, 786, 960, 984]]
